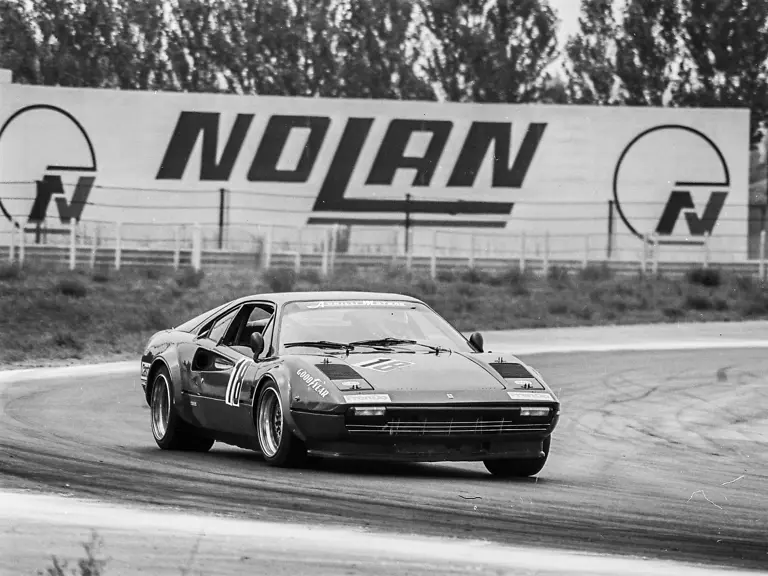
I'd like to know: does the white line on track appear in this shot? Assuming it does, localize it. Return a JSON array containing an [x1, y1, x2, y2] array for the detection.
[[0, 491, 763, 576]]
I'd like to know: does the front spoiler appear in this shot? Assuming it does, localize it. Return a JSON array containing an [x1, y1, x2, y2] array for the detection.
[[291, 409, 554, 463]]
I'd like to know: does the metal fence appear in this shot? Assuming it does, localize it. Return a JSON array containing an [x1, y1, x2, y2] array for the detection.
[[2, 218, 768, 279]]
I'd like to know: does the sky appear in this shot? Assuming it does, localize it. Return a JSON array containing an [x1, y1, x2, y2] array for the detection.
[[550, 0, 582, 49]]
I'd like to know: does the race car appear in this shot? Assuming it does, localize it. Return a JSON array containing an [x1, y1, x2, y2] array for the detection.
[[139, 291, 560, 477]]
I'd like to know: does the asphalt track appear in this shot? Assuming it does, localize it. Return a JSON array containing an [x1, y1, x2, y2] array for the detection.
[[1, 322, 768, 575]]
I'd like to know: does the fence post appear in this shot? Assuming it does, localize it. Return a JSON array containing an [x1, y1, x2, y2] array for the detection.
[[430, 230, 438, 279], [8, 224, 15, 264], [18, 225, 25, 267], [468, 233, 475, 269], [115, 222, 122, 271], [703, 232, 710, 269], [191, 223, 202, 272], [582, 235, 589, 269], [519, 231, 526, 272], [760, 229, 766, 281], [89, 226, 97, 269], [652, 233, 659, 276], [294, 228, 302, 274], [641, 235, 648, 274], [173, 226, 181, 271], [68, 218, 77, 271], [543, 232, 550, 276], [330, 224, 338, 274], [263, 226, 273, 270], [320, 228, 330, 277]]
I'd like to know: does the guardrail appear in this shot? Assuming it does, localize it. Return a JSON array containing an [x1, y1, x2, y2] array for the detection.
[[3, 221, 768, 279]]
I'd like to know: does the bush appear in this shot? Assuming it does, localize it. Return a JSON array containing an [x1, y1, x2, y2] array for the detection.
[[0, 263, 21, 281], [579, 263, 614, 282], [686, 267, 722, 287], [175, 267, 205, 289], [55, 277, 88, 298], [265, 267, 297, 292]]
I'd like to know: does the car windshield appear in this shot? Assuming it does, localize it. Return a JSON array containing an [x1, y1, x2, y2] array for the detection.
[[278, 300, 474, 353]]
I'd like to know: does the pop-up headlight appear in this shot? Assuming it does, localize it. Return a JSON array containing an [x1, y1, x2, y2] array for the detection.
[[334, 380, 373, 391]]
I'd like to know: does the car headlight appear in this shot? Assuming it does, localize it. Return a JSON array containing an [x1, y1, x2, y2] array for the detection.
[[351, 406, 387, 417], [520, 406, 550, 417]]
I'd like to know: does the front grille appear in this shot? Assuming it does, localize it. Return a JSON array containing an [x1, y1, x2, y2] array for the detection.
[[489, 362, 534, 379], [315, 363, 363, 380], [346, 407, 552, 436]]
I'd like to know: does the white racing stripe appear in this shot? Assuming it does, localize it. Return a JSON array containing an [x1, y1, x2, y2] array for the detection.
[[0, 491, 763, 576]]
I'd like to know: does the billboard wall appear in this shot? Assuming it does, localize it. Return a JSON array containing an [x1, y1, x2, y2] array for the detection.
[[0, 81, 751, 261]]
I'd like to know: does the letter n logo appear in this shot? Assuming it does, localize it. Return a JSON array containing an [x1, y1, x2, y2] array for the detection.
[[28, 175, 95, 224], [655, 190, 728, 237]]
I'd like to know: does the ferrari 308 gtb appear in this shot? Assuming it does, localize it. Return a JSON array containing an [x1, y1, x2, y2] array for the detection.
[[139, 291, 560, 477]]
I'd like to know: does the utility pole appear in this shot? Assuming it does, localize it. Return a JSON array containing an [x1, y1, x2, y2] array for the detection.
[[404, 193, 412, 255]]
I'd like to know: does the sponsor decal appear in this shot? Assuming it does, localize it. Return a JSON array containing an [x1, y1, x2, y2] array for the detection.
[[613, 125, 730, 246], [0, 105, 97, 231], [225, 357, 252, 406], [446, 393, 454, 399], [302, 300, 409, 309], [296, 368, 331, 398], [140, 362, 150, 381], [354, 358, 414, 373], [507, 391, 553, 402], [343, 394, 392, 404], [156, 112, 546, 228]]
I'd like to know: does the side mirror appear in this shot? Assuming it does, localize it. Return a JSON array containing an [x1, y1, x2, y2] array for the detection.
[[469, 332, 484, 352], [250, 332, 265, 360]]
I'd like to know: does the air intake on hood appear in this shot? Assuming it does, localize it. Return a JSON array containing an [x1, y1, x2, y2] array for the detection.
[[490, 363, 534, 379], [315, 363, 363, 380]]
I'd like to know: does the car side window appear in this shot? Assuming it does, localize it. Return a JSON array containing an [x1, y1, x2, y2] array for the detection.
[[204, 308, 239, 344], [220, 302, 276, 349]]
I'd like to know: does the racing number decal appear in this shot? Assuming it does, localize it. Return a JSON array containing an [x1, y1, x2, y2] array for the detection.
[[225, 358, 251, 407], [354, 358, 414, 373]]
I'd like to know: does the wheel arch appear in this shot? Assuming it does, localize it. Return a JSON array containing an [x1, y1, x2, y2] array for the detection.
[[251, 368, 305, 441]]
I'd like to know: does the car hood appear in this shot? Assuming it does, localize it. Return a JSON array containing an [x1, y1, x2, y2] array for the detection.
[[310, 350, 507, 392]]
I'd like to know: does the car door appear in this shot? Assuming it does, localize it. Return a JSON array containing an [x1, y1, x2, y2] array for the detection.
[[187, 305, 248, 433]]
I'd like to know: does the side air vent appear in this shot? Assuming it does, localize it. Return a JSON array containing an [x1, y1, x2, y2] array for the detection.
[[489, 362, 534, 379], [315, 363, 363, 380]]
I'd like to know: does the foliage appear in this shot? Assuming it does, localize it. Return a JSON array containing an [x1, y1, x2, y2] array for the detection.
[[3, 263, 768, 366]]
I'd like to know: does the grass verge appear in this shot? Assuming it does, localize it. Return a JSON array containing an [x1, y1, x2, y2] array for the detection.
[[2, 262, 767, 367]]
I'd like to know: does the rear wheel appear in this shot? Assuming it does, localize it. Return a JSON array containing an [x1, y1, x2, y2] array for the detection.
[[256, 381, 306, 467], [150, 367, 214, 452], [484, 436, 551, 478]]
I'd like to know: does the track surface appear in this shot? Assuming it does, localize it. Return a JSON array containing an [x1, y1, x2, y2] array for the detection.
[[1, 325, 768, 572]]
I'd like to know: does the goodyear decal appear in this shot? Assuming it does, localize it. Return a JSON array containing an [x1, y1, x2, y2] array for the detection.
[[225, 358, 252, 407], [354, 357, 414, 373], [296, 368, 330, 398]]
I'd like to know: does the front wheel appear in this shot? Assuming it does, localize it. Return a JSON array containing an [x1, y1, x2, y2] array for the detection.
[[484, 436, 551, 478], [150, 367, 214, 452], [256, 381, 306, 467]]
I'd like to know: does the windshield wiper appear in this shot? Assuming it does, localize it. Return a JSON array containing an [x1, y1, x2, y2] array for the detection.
[[348, 338, 445, 354], [284, 340, 354, 351]]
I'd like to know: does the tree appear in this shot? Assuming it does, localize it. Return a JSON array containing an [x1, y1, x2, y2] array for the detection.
[[418, 0, 559, 103], [564, 0, 619, 104], [615, 0, 683, 106], [678, 0, 768, 146]]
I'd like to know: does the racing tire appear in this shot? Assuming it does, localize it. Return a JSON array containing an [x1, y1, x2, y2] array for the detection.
[[483, 436, 551, 478], [256, 381, 306, 467], [150, 367, 214, 452]]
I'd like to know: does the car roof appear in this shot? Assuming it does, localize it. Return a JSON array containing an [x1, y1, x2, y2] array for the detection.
[[235, 291, 424, 306], [175, 291, 425, 332]]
